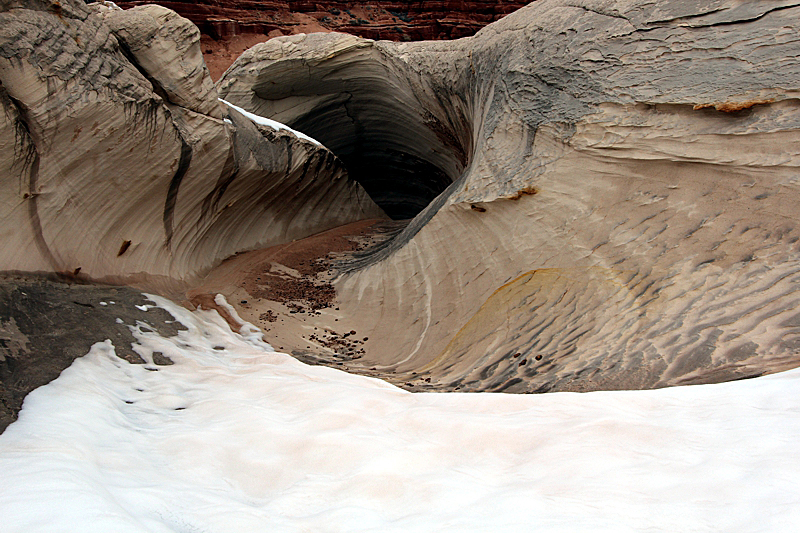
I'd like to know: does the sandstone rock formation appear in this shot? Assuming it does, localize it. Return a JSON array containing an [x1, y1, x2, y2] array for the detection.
[[115, 1, 531, 80], [216, 0, 800, 392], [0, 0, 382, 293], [219, 32, 471, 220], [3, 0, 800, 402], [98, 4, 222, 119], [116, 0, 529, 41]]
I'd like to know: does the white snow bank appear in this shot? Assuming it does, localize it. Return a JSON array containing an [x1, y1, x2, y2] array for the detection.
[[1, 295, 799, 532], [219, 98, 323, 146]]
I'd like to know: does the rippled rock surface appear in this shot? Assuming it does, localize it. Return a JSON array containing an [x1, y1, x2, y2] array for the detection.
[[3, 0, 800, 397], [0, 0, 382, 290], [217, 0, 800, 392]]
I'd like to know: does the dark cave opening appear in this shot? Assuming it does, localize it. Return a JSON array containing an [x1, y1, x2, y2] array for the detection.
[[247, 53, 472, 220], [340, 147, 455, 221], [287, 94, 468, 220]]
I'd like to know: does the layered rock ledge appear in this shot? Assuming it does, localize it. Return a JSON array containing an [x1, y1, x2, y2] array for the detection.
[[114, 0, 531, 80], [116, 1, 529, 41]]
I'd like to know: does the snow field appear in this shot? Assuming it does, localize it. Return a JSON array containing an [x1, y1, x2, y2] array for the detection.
[[1, 295, 799, 532]]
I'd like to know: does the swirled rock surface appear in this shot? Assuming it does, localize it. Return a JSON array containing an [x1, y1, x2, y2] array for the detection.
[[0, 0, 383, 428], [0, 0, 382, 293], [3, 0, 800, 401], [215, 0, 800, 392]]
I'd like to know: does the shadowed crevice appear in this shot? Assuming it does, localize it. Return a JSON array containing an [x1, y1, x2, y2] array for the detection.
[[163, 136, 192, 248], [201, 131, 239, 218]]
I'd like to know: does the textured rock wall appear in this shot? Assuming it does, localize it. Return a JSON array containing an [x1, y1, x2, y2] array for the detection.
[[0, 0, 383, 290], [218, 33, 472, 219], [218, 0, 800, 392], [4, 0, 800, 396], [115, 0, 530, 41]]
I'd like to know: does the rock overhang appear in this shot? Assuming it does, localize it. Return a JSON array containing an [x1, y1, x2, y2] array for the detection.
[[210, 2, 800, 393], [4, 0, 800, 398], [218, 33, 474, 220], [0, 3, 384, 287]]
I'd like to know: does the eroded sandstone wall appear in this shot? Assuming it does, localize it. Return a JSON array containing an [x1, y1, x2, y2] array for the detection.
[[0, 0, 383, 290], [114, 0, 532, 79], [115, 0, 530, 41], [4, 0, 800, 396], [217, 0, 800, 392]]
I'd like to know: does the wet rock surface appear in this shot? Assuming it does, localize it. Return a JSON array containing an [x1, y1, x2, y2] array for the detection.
[[0, 275, 185, 432]]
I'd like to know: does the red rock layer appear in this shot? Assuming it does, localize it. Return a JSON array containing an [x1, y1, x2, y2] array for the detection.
[[116, 1, 530, 79], [116, 1, 529, 41]]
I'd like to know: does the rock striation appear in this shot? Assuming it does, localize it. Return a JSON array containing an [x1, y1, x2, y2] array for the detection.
[[0, 0, 383, 292], [217, 0, 800, 392], [3, 0, 800, 400], [114, 1, 531, 80], [219, 33, 472, 219], [115, 0, 529, 41]]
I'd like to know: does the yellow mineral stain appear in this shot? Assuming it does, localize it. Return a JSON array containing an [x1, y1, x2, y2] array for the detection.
[[422, 267, 631, 373]]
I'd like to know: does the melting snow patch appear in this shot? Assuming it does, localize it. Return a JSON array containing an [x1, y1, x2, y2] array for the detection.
[[1, 295, 799, 532]]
